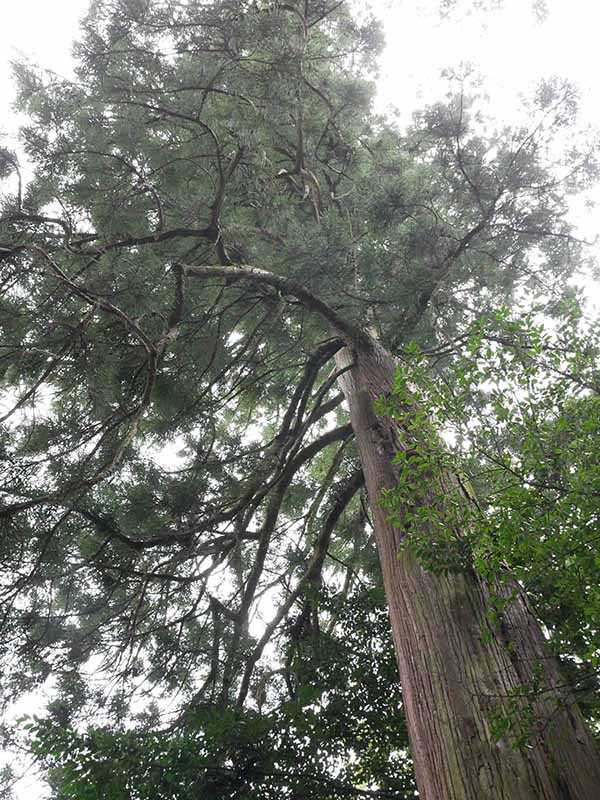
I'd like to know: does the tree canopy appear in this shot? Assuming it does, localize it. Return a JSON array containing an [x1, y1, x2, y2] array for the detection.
[[1, 1, 599, 797]]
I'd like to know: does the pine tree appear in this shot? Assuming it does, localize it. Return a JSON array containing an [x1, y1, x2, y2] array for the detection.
[[1, 2, 599, 797]]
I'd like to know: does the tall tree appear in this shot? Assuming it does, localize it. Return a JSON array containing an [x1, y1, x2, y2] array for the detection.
[[1, 1, 599, 797]]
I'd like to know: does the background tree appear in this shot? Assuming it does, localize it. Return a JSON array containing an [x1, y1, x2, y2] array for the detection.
[[1, 0, 600, 797], [393, 302, 600, 714]]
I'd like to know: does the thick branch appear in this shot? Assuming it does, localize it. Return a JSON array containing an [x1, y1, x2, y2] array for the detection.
[[184, 263, 367, 344]]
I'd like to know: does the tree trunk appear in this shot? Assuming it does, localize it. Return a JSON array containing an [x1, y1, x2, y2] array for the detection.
[[335, 340, 600, 800]]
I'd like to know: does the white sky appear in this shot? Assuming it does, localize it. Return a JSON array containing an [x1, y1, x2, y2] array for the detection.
[[1, 0, 600, 797], [2, 1, 600, 120]]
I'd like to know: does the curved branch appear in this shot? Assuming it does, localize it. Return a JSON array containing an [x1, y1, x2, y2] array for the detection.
[[184, 263, 368, 344]]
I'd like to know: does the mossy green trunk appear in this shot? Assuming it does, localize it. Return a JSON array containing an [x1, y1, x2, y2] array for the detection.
[[336, 341, 600, 799]]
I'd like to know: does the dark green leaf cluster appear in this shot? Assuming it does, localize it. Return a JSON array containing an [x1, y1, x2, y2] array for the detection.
[[29, 590, 414, 799]]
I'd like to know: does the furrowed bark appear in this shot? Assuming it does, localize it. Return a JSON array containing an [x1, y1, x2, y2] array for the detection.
[[335, 340, 600, 800]]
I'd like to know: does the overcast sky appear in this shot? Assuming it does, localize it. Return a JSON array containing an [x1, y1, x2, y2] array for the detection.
[[2, 0, 600, 237], [1, 1, 600, 797], [3, 1, 600, 135]]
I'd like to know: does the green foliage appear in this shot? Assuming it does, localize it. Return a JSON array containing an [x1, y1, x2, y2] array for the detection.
[[1, 0, 599, 794], [29, 590, 414, 799], [381, 302, 600, 724]]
